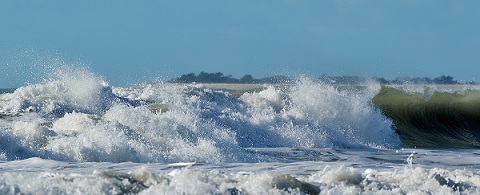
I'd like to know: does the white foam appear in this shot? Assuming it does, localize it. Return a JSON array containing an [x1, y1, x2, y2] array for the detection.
[[0, 72, 403, 163], [241, 78, 400, 148], [0, 66, 114, 116], [1, 157, 480, 194]]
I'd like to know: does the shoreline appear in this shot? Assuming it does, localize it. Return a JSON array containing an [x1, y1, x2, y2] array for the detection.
[[184, 83, 480, 91], [187, 83, 271, 91]]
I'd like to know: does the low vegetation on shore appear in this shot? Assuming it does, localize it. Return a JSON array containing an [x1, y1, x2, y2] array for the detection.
[[170, 72, 474, 85]]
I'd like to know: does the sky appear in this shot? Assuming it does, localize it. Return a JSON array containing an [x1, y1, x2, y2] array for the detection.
[[1, 0, 480, 88]]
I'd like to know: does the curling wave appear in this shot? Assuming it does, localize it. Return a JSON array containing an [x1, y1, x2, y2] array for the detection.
[[373, 86, 480, 148]]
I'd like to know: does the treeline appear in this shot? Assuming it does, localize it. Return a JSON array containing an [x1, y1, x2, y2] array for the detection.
[[170, 72, 474, 85], [322, 75, 470, 85], [170, 72, 290, 84], [372, 75, 473, 85]]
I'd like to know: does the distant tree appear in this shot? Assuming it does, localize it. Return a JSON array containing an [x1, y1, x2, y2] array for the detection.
[[173, 73, 196, 83], [433, 75, 458, 84], [240, 75, 255, 83], [197, 71, 211, 83], [173, 72, 242, 83], [225, 74, 238, 83]]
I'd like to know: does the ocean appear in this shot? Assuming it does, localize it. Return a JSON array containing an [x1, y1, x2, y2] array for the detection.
[[1, 67, 480, 194]]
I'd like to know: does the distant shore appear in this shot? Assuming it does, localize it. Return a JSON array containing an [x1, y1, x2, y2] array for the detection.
[[188, 83, 268, 91], [184, 82, 480, 92]]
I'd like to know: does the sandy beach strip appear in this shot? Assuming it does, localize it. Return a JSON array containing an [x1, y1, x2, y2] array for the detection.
[[190, 83, 268, 91]]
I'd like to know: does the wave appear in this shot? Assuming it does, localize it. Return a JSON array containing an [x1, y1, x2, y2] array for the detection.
[[0, 67, 400, 163], [3, 66, 480, 164], [373, 86, 480, 148]]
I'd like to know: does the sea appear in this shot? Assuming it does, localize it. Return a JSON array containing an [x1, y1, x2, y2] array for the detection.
[[1, 67, 480, 194]]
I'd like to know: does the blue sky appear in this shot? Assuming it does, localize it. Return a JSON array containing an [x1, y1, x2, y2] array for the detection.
[[1, 0, 480, 88]]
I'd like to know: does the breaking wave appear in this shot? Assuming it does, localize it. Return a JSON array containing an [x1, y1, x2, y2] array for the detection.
[[373, 85, 480, 148], [0, 67, 400, 163]]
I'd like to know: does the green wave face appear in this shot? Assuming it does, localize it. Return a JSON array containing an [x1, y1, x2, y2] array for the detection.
[[373, 86, 480, 148]]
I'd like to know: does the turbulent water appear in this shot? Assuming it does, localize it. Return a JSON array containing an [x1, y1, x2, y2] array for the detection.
[[1, 67, 480, 194]]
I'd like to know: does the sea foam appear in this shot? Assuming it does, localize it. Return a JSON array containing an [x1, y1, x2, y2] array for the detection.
[[0, 68, 400, 163]]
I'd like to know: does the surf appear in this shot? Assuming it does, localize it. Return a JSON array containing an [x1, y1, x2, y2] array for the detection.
[[0, 67, 401, 163], [2, 66, 480, 194]]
